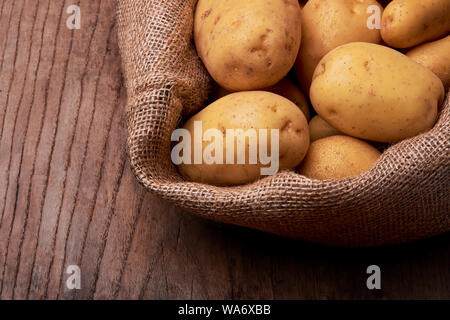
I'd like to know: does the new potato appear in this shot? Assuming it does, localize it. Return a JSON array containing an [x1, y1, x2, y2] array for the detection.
[[381, 0, 450, 48], [194, 0, 302, 91], [178, 91, 310, 186], [298, 135, 381, 180], [294, 0, 383, 93], [310, 42, 445, 143], [407, 36, 450, 90]]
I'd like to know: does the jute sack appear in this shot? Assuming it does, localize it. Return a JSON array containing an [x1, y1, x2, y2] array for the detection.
[[116, 0, 450, 247]]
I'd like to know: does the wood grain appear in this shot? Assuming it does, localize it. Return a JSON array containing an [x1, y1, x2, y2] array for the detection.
[[0, 0, 449, 300]]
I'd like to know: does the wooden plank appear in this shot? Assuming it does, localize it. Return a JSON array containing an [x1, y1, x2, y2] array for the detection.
[[0, 0, 448, 300]]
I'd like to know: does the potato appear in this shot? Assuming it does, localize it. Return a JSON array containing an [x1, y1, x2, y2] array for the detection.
[[298, 135, 381, 180], [194, 0, 302, 91], [310, 42, 445, 143], [211, 78, 311, 121], [381, 0, 450, 48], [266, 78, 311, 121], [407, 36, 450, 90], [177, 91, 310, 186], [294, 0, 383, 93], [309, 115, 342, 142]]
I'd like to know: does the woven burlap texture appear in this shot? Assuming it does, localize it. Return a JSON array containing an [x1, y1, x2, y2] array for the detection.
[[116, 0, 450, 246]]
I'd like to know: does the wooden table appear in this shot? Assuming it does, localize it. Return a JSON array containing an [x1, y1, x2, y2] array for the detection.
[[0, 0, 448, 300]]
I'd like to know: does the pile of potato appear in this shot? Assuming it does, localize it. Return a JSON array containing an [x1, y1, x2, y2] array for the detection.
[[176, 0, 449, 186]]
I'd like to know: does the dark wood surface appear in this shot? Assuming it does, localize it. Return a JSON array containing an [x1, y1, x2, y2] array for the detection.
[[0, 0, 448, 300]]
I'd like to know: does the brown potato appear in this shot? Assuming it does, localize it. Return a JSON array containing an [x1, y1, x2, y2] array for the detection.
[[194, 0, 302, 91], [407, 36, 450, 90], [381, 0, 450, 48], [178, 91, 310, 186], [310, 42, 445, 143], [295, 0, 383, 93], [298, 135, 381, 180]]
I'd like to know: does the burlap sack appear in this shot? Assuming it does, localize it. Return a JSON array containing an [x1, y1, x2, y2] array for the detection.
[[116, 0, 449, 247]]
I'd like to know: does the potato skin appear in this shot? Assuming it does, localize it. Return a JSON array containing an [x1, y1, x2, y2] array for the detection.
[[407, 36, 450, 90], [294, 0, 383, 93], [178, 91, 310, 186], [381, 0, 450, 48], [211, 78, 311, 121], [309, 115, 342, 142], [194, 0, 302, 91], [298, 135, 381, 180], [310, 42, 445, 143]]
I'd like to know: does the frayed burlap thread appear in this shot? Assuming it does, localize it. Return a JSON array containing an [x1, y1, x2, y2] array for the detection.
[[116, 0, 449, 247]]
